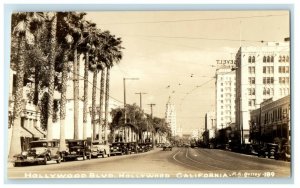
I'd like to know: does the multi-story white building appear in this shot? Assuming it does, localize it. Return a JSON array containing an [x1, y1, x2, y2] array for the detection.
[[235, 41, 290, 143], [205, 111, 216, 139], [165, 97, 177, 136], [215, 60, 236, 130]]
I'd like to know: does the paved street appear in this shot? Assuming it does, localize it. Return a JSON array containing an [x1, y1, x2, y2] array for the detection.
[[8, 147, 290, 179]]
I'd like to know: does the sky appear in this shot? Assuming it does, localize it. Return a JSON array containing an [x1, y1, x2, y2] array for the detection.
[[80, 11, 289, 134]]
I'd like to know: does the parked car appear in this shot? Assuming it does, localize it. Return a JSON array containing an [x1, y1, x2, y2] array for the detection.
[[163, 143, 173, 151], [110, 142, 125, 156], [14, 140, 61, 166], [90, 140, 111, 158], [278, 144, 291, 161], [258, 143, 279, 159], [127, 142, 138, 154], [137, 143, 146, 153], [267, 143, 279, 159], [63, 139, 90, 161], [145, 142, 153, 151]]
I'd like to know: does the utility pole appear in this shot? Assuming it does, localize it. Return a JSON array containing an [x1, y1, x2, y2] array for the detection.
[[135, 92, 147, 109], [148, 103, 156, 148], [123, 78, 139, 142], [148, 103, 156, 118]]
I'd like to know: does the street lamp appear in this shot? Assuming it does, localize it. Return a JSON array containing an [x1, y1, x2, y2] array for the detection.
[[123, 77, 139, 142]]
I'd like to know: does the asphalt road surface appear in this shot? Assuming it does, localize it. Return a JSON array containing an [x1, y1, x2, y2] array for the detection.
[[8, 147, 291, 179]]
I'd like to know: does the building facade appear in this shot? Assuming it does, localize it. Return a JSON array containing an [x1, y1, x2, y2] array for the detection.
[[8, 69, 46, 151], [250, 95, 290, 145], [235, 42, 290, 144], [215, 61, 236, 130], [165, 97, 177, 136], [205, 111, 216, 139]]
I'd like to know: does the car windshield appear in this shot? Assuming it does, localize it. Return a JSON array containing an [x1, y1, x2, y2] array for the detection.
[[30, 142, 47, 148], [68, 141, 84, 147]]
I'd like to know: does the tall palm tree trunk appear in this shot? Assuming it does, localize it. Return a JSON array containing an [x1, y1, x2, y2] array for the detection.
[[104, 67, 110, 142], [99, 69, 105, 142], [73, 48, 79, 139], [91, 69, 98, 140], [9, 36, 26, 161], [58, 51, 68, 152], [82, 51, 89, 139], [46, 14, 57, 140]]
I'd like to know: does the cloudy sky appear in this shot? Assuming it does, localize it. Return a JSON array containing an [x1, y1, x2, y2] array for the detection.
[[82, 10, 289, 134]]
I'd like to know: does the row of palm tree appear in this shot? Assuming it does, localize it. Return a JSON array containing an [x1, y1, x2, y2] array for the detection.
[[110, 104, 172, 143], [8, 12, 123, 160]]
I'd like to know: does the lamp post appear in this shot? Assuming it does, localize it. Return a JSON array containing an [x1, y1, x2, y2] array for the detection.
[[123, 78, 139, 142]]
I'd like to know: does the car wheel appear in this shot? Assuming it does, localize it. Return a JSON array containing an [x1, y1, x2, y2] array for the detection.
[[43, 156, 47, 165], [56, 157, 61, 164]]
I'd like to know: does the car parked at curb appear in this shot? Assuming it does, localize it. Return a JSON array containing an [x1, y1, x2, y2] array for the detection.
[[63, 139, 90, 161], [90, 140, 111, 158], [14, 140, 61, 166], [110, 142, 125, 156]]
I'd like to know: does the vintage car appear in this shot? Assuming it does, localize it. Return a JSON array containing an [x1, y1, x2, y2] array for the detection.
[[63, 139, 90, 161], [267, 143, 279, 159], [110, 142, 125, 156], [137, 143, 146, 153], [275, 144, 291, 161], [163, 143, 173, 151], [125, 142, 138, 154], [14, 140, 61, 166], [90, 140, 111, 158], [258, 143, 279, 159]]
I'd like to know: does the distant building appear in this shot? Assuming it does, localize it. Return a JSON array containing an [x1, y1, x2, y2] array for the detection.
[[235, 41, 290, 143], [215, 60, 236, 130], [250, 95, 290, 145], [205, 111, 216, 139], [165, 96, 177, 136]]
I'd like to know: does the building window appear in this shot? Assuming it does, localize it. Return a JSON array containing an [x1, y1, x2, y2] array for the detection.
[[252, 56, 255, 63], [282, 56, 286, 62], [248, 77, 255, 84], [248, 56, 252, 63], [263, 56, 267, 62], [248, 66, 255, 74], [267, 56, 270, 62], [279, 77, 290, 84], [271, 56, 274, 62], [286, 56, 290, 62], [279, 56, 282, 62]]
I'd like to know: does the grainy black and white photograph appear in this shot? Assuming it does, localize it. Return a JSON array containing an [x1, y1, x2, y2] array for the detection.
[[6, 10, 291, 180]]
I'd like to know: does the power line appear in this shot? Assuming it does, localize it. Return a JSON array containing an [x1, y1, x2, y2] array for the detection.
[[68, 68, 124, 104], [122, 34, 269, 43], [100, 14, 288, 25]]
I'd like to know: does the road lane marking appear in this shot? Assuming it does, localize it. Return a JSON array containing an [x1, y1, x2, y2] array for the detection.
[[185, 148, 226, 171], [172, 149, 200, 170]]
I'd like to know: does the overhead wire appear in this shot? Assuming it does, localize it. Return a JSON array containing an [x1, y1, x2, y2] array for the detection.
[[99, 13, 288, 25]]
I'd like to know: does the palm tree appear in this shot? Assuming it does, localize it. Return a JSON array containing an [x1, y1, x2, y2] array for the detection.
[[79, 20, 97, 140], [56, 12, 74, 151], [46, 13, 57, 140], [9, 12, 44, 160], [102, 32, 123, 142], [98, 60, 106, 143], [67, 12, 86, 139]]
